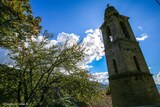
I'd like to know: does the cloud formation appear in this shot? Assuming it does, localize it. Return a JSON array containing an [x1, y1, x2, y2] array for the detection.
[[77, 29, 104, 69], [90, 72, 109, 84], [57, 32, 79, 47], [0, 29, 105, 70], [137, 26, 143, 30], [154, 72, 160, 84], [136, 33, 149, 41]]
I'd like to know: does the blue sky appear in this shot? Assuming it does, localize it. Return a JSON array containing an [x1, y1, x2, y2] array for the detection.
[[30, 0, 160, 75]]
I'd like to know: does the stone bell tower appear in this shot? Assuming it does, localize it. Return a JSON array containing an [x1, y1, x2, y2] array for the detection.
[[100, 5, 160, 107]]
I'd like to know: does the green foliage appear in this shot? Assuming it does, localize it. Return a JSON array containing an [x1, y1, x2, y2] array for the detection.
[[0, 0, 41, 48], [0, 64, 18, 104], [106, 85, 111, 95], [53, 96, 78, 107], [0, 1, 102, 106]]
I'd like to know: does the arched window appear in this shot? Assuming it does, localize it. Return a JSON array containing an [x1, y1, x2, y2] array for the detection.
[[106, 26, 113, 43], [113, 59, 118, 74], [133, 56, 141, 71], [120, 21, 130, 39]]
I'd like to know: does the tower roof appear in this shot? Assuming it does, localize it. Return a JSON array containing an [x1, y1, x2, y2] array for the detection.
[[105, 5, 119, 17], [100, 5, 119, 29]]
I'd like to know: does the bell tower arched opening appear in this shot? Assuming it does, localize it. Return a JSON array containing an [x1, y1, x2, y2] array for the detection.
[[120, 21, 130, 39], [106, 25, 113, 43]]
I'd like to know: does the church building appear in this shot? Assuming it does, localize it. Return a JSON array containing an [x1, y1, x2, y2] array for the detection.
[[100, 5, 160, 107]]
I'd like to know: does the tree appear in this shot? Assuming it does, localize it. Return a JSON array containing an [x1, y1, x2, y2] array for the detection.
[[0, 1, 101, 106], [0, 31, 101, 106], [0, 0, 41, 48], [106, 85, 111, 95]]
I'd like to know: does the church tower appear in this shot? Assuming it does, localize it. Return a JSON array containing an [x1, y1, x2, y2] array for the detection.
[[100, 5, 160, 107]]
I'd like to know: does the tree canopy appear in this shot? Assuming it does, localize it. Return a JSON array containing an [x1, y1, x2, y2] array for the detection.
[[0, 0, 41, 48], [0, 1, 101, 107]]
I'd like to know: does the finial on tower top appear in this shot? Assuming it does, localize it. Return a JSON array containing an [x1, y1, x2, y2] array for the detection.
[[107, 4, 110, 7]]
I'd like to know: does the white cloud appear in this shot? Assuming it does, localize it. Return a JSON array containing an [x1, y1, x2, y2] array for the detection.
[[24, 42, 29, 48], [44, 40, 57, 48], [39, 29, 104, 70], [85, 29, 94, 34], [90, 72, 109, 84], [154, 72, 160, 84], [137, 26, 143, 30], [36, 29, 104, 70], [77, 29, 105, 69], [37, 35, 44, 42], [57, 32, 79, 47], [136, 33, 149, 41]]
